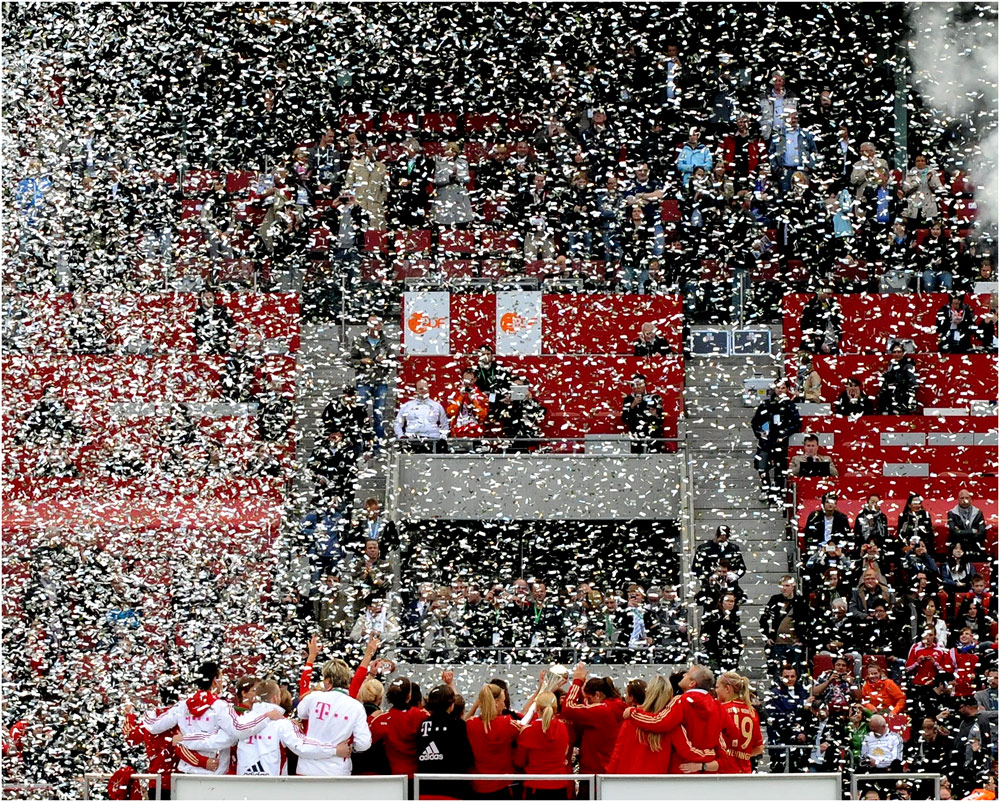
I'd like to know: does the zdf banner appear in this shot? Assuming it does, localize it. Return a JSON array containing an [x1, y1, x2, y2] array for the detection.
[[403, 291, 450, 355], [496, 291, 542, 355]]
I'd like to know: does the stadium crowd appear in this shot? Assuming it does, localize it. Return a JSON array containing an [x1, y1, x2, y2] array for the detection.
[[3, 3, 997, 800]]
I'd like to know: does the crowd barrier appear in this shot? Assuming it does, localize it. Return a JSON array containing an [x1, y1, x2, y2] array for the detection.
[[850, 772, 941, 800], [152, 772, 849, 801], [82, 772, 162, 800]]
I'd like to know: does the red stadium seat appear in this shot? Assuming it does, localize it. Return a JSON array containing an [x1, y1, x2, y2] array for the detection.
[[862, 655, 887, 673], [182, 169, 219, 194], [507, 114, 538, 133], [364, 230, 389, 252], [954, 653, 979, 697], [393, 259, 432, 280], [380, 112, 418, 133], [439, 229, 476, 254], [225, 170, 256, 194], [465, 113, 500, 132], [661, 198, 682, 222], [481, 230, 520, 254], [700, 259, 727, 281], [886, 713, 911, 742], [422, 141, 444, 158], [339, 113, 374, 132], [441, 259, 475, 278], [394, 229, 432, 254], [464, 142, 489, 165], [422, 112, 459, 133], [308, 227, 331, 253]]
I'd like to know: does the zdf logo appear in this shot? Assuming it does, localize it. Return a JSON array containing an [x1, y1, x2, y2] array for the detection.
[[499, 312, 539, 334], [407, 312, 448, 335]]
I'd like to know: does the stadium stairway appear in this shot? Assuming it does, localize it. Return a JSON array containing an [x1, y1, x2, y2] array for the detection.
[[680, 325, 790, 680], [293, 320, 399, 503]]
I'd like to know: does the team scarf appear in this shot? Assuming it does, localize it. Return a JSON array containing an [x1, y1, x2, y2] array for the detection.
[[186, 690, 218, 719]]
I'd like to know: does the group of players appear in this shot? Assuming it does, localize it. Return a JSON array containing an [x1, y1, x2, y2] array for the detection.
[[123, 635, 762, 798]]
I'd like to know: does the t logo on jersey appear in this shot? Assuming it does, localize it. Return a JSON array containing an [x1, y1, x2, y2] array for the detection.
[[315, 701, 332, 721]]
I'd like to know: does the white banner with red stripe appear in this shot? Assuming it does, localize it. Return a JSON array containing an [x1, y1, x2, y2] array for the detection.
[[496, 291, 542, 355], [403, 292, 450, 355]]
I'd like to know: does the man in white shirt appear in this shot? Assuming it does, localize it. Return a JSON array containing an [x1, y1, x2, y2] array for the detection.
[[142, 661, 282, 775], [296, 658, 372, 776], [860, 714, 904, 771], [393, 378, 449, 453], [177, 680, 349, 776]]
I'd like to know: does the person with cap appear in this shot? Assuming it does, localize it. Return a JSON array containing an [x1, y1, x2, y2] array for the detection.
[[692, 525, 747, 585], [948, 696, 994, 798]]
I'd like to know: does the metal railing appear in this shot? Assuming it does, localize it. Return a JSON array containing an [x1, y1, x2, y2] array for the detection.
[[851, 772, 940, 800], [81, 772, 163, 800], [414, 773, 592, 800], [384, 645, 693, 666]]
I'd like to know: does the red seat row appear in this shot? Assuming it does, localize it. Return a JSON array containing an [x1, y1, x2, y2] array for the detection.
[[783, 293, 994, 355]]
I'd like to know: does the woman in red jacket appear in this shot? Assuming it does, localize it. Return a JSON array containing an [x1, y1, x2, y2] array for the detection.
[[714, 672, 763, 774], [607, 675, 674, 773], [561, 663, 625, 775], [369, 677, 428, 778], [514, 692, 572, 800], [466, 683, 521, 798]]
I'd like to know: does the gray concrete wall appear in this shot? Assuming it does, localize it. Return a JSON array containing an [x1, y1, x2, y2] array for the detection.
[[395, 453, 684, 520]]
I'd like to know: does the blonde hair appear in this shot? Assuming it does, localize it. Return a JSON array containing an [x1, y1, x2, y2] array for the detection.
[[358, 678, 384, 706], [477, 684, 504, 732], [255, 679, 279, 704], [638, 676, 674, 753], [321, 658, 351, 689], [719, 672, 753, 707], [535, 691, 557, 733]]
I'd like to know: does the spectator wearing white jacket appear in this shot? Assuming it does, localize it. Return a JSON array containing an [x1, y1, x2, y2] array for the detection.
[[860, 714, 904, 770], [394, 379, 449, 453]]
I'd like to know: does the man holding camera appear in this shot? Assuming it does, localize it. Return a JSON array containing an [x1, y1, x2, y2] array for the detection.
[[621, 373, 665, 454]]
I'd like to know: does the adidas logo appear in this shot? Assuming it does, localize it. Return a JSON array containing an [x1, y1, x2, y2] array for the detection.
[[419, 742, 444, 761], [243, 761, 266, 776]]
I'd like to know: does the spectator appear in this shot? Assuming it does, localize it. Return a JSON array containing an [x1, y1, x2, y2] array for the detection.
[[721, 114, 765, 183], [901, 153, 944, 228], [388, 137, 433, 228], [759, 71, 798, 141], [345, 141, 389, 228], [761, 576, 811, 679], [192, 290, 235, 355], [915, 597, 950, 647], [814, 598, 863, 675], [350, 596, 400, 649], [633, 321, 673, 355], [854, 494, 890, 552], [307, 429, 358, 514], [562, 171, 596, 257], [860, 663, 906, 716], [948, 696, 994, 798], [701, 592, 743, 672], [974, 668, 998, 744], [850, 142, 890, 202], [799, 289, 842, 354], [897, 493, 934, 546], [619, 204, 657, 292], [321, 188, 368, 317], [859, 714, 903, 771], [622, 162, 664, 255], [909, 714, 955, 776], [621, 373, 665, 454], [850, 570, 895, 617], [811, 655, 858, 718], [803, 493, 852, 551], [472, 344, 512, 412], [647, 585, 690, 663], [764, 665, 811, 772], [676, 126, 713, 190], [833, 377, 874, 417], [528, 581, 565, 656], [947, 489, 988, 557], [789, 434, 839, 478], [614, 585, 658, 661], [751, 380, 802, 502], [876, 341, 919, 414], [515, 172, 558, 260], [445, 368, 489, 441], [495, 377, 547, 453], [769, 111, 817, 191], [917, 220, 956, 292], [393, 379, 449, 453], [936, 292, 977, 354], [350, 315, 392, 448], [499, 578, 534, 654], [595, 173, 625, 265], [692, 525, 747, 584], [901, 538, 941, 590], [431, 142, 473, 227], [905, 628, 956, 722], [795, 353, 824, 402], [254, 379, 293, 444], [697, 558, 747, 612], [322, 386, 368, 454]]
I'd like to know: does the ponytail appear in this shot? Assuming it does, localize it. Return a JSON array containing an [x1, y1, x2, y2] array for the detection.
[[536, 691, 557, 733], [478, 684, 502, 732], [583, 676, 620, 701], [638, 676, 673, 753], [719, 671, 754, 708]]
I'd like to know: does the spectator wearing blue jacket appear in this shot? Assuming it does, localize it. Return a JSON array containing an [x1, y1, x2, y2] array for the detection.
[[676, 127, 713, 190], [769, 111, 817, 191]]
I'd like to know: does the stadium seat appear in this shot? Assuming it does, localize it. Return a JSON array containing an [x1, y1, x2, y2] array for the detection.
[[339, 113, 374, 131], [481, 230, 520, 254], [465, 113, 500, 132], [422, 112, 459, 134], [439, 229, 476, 255], [394, 229, 432, 254], [364, 230, 389, 252]]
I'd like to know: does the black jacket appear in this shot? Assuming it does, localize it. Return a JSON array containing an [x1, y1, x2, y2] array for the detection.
[[803, 509, 853, 551], [621, 392, 664, 440], [416, 715, 473, 796], [751, 397, 802, 449], [760, 592, 812, 644]]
